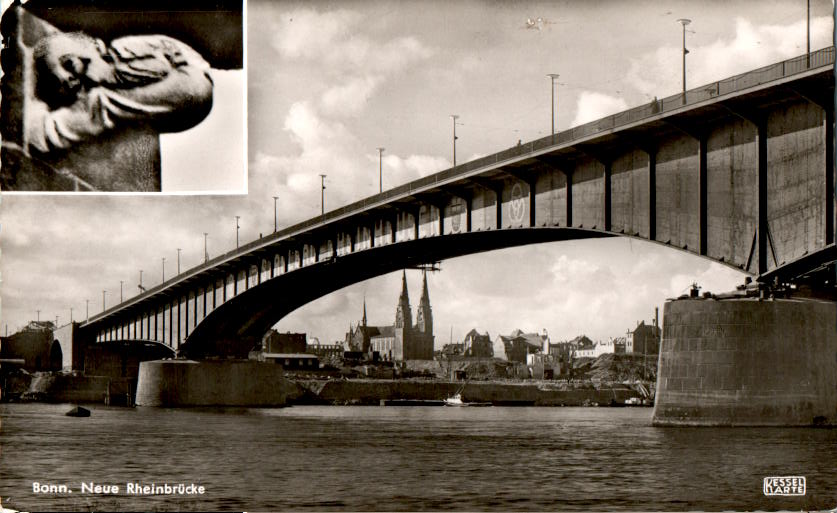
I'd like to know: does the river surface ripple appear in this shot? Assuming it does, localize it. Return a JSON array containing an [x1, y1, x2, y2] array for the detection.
[[1, 403, 835, 511]]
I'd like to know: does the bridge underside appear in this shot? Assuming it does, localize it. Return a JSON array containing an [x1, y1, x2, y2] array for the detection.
[[178, 228, 613, 358]]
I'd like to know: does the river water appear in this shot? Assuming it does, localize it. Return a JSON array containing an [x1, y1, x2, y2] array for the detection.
[[0, 403, 835, 511]]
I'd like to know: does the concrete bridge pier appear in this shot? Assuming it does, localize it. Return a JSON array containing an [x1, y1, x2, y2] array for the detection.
[[135, 359, 291, 407], [652, 296, 837, 426]]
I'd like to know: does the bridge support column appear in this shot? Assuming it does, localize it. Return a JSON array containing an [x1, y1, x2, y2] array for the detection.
[[603, 162, 611, 231], [757, 121, 768, 275], [465, 196, 472, 232], [699, 135, 707, 256], [495, 189, 502, 229], [826, 106, 834, 246], [648, 150, 656, 241], [565, 171, 573, 227], [528, 180, 536, 227], [653, 296, 837, 426]]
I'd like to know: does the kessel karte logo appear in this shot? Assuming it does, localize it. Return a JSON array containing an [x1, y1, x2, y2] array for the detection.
[[763, 476, 806, 496]]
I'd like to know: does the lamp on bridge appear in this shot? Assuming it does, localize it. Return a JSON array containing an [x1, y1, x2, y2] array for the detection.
[[272, 197, 278, 232], [235, 216, 241, 248], [677, 18, 691, 103], [319, 175, 327, 215], [377, 148, 385, 193], [547, 73, 560, 143], [204, 232, 209, 263], [177, 248, 182, 274], [162, 257, 166, 282], [450, 115, 459, 167]]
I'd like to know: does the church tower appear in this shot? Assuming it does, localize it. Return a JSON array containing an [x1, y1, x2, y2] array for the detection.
[[362, 296, 368, 328], [395, 270, 412, 329], [416, 270, 433, 335]]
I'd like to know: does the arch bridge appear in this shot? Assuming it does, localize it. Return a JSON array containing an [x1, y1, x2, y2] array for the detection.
[[81, 49, 835, 358]]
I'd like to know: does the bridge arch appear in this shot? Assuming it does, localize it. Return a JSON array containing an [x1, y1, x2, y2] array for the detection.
[[176, 227, 746, 358]]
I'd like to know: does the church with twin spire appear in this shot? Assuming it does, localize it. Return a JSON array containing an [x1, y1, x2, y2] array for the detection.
[[344, 270, 435, 361]]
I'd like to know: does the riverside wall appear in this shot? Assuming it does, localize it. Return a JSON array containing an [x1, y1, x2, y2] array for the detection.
[[135, 359, 291, 407], [293, 379, 639, 406], [11, 373, 132, 404], [653, 297, 837, 426]]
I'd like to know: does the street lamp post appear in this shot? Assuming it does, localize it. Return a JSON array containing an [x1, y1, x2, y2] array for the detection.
[[319, 175, 327, 215], [177, 248, 182, 274], [85, 299, 89, 322], [162, 257, 166, 282], [102, 290, 106, 311], [36, 309, 40, 322], [120, 280, 123, 302], [450, 115, 459, 167], [677, 18, 691, 103], [203, 233, 208, 263], [272, 196, 278, 232], [806, 0, 810, 67], [547, 73, 560, 143], [377, 147, 385, 193], [139, 270, 143, 292], [235, 216, 241, 248]]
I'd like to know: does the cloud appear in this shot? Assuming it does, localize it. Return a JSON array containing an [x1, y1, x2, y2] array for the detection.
[[571, 91, 629, 126], [320, 76, 383, 117], [272, 8, 362, 61], [271, 8, 433, 120], [247, 102, 453, 228], [626, 16, 834, 98]]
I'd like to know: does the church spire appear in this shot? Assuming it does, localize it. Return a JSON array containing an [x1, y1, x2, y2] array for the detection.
[[362, 295, 368, 327], [416, 269, 433, 335], [395, 270, 412, 329]]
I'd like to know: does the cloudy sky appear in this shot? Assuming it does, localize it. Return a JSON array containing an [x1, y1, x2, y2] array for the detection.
[[0, 0, 833, 346]]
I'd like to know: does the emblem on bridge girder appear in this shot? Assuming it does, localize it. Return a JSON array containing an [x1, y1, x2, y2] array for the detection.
[[450, 199, 464, 233], [509, 182, 526, 225]]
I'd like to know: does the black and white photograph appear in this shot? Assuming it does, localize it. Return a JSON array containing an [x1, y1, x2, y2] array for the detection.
[[1, 0, 836, 511], [0, 0, 245, 192]]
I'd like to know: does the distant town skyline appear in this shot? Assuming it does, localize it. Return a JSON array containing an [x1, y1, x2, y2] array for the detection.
[[0, 1, 833, 347]]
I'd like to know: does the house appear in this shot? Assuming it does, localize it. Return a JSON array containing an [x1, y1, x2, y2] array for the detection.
[[263, 330, 306, 353], [629, 320, 661, 355], [463, 329, 492, 357], [494, 329, 549, 363]]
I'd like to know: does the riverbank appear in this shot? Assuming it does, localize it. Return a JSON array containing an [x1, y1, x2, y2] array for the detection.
[[3, 368, 652, 407], [286, 378, 651, 406]]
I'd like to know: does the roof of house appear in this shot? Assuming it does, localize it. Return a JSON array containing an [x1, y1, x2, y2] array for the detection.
[[464, 328, 490, 340]]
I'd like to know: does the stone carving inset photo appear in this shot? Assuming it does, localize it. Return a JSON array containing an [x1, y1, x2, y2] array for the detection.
[[1, 0, 244, 193]]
